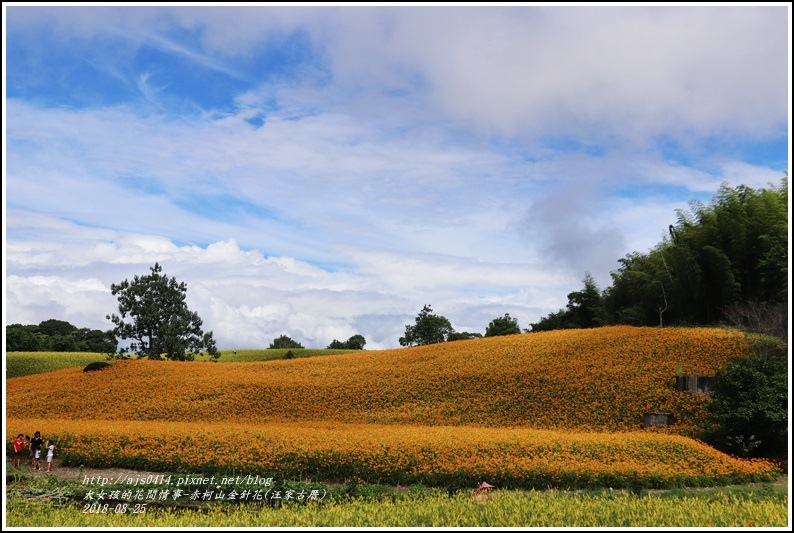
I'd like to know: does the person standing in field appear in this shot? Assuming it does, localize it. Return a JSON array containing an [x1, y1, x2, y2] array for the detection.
[[471, 481, 494, 503], [12, 434, 25, 468], [46, 440, 55, 473], [30, 431, 43, 470]]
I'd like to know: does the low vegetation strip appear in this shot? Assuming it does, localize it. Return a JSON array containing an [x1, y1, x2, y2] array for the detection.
[[214, 348, 355, 362], [5, 485, 788, 527], [7, 418, 778, 490], [4, 326, 751, 433]]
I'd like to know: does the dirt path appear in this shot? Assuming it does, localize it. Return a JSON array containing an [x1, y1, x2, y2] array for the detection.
[[9, 457, 167, 483]]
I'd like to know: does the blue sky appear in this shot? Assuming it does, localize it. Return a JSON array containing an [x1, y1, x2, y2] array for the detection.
[[3, 4, 790, 349]]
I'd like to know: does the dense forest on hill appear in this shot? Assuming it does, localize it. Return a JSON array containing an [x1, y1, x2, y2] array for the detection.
[[531, 177, 788, 341], [5, 319, 117, 353]]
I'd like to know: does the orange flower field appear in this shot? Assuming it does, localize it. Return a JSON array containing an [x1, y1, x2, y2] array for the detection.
[[6, 326, 775, 488], [6, 418, 778, 489]]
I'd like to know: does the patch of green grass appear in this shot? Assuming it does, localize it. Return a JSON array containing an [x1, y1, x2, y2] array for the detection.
[[5, 352, 110, 378], [654, 480, 788, 503], [216, 348, 357, 362], [5, 349, 360, 378], [5, 475, 788, 527]]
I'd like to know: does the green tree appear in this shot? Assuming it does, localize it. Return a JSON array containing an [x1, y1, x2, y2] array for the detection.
[[708, 352, 788, 458], [399, 305, 455, 346], [269, 334, 304, 349], [604, 177, 788, 331], [106, 263, 220, 361], [345, 334, 366, 350], [5, 321, 118, 353], [530, 273, 606, 331], [484, 313, 521, 337], [565, 273, 606, 328], [528, 309, 573, 332], [327, 334, 366, 350], [5, 324, 48, 351], [74, 328, 119, 354], [49, 334, 79, 352], [37, 319, 77, 337]]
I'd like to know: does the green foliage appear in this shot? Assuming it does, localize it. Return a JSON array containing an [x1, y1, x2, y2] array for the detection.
[[527, 309, 571, 332], [5, 475, 789, 528], [530, 273, 605, 332], [37, 319, 76, 337], [106, 263, 220, 361], [327, 334, 367, 350], [284, 350, 295, 359], [5, 325, 49, 351], [708, 352, 788, 458], [724, 434, 761, 459], [399, 305, 455, 346], [484, 313, 521, 337], [269, 334, 305, 349], [604, 177, 788, 331], [566, 273, 607, 327], [6, 322, 117, 354]]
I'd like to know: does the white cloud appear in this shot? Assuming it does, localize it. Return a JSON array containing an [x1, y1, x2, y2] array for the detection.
[[5, 5, 788, 350], [295, 7, 788, 141], [8, 6, 787, 142], [4, 211, 577, 349]]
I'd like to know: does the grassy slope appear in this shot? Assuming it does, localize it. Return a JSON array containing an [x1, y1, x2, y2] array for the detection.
[[215, 348, 356, 362], [5, 352, 111, 378], [4, 348, 356, 377], [5, 326, 750, 433]]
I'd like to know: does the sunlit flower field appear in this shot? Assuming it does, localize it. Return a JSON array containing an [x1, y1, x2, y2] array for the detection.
[[7, 326, 775, 488], [8, 418, 778, 489]]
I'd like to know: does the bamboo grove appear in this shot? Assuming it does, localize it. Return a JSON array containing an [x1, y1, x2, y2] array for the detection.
[[531, 178, 788, 337]]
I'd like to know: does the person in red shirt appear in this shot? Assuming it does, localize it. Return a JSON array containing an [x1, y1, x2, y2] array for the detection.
[[12, 434, 26, 468]]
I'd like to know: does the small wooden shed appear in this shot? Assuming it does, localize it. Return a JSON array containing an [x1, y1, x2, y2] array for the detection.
[[643, 412, 674, 428], [676, 375, 718, 394]]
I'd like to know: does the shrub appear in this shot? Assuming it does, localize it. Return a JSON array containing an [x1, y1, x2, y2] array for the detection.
[[708, 353, 788, 459], [83, 362, 112, 373], [269, 335, 304, 349]]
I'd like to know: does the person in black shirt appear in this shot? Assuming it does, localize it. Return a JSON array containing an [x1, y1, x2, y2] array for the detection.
[[30, 431, 43, 470]]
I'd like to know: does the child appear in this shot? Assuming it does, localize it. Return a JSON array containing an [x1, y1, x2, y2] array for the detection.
[[46, 440, 55, 473], [33, 447, 41, 471], [13, 434, 25, 468], [30, 432, 43, 469]]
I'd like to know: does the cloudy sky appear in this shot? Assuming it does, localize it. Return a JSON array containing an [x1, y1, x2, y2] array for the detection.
[[3, 4, 790, 350]]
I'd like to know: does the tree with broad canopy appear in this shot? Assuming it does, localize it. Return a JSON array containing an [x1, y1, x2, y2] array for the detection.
[[399, 305, 455, 346], [107, 263, 219, 361]]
